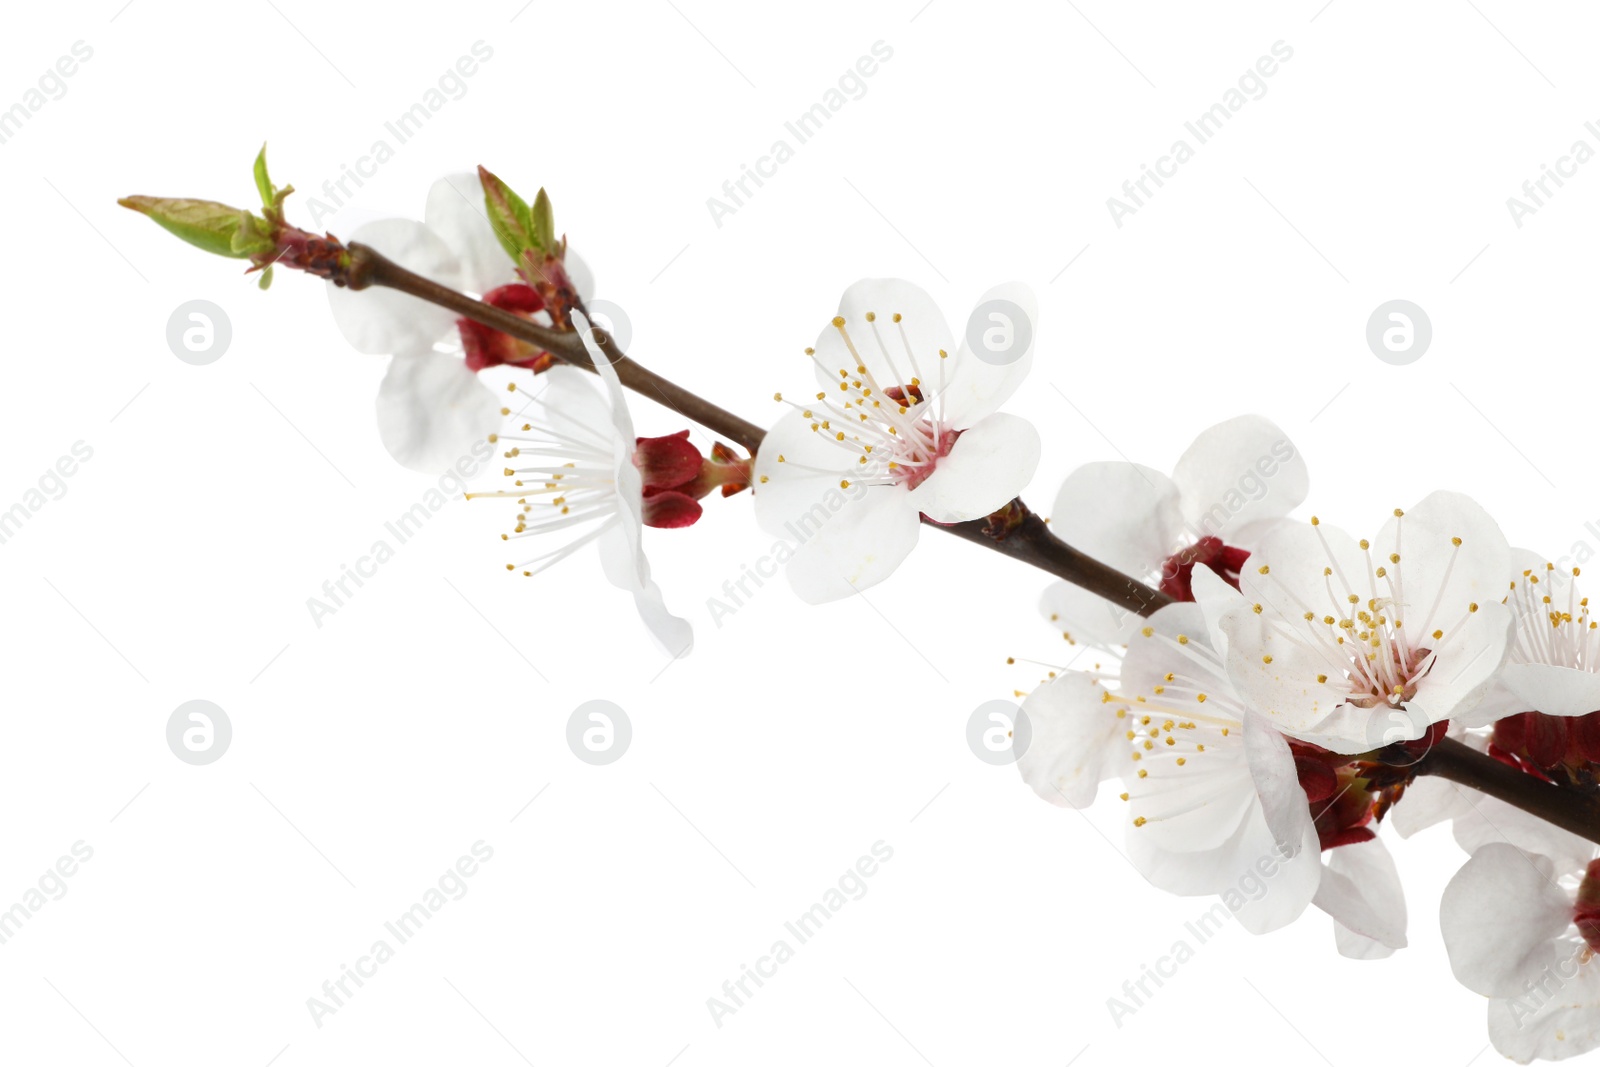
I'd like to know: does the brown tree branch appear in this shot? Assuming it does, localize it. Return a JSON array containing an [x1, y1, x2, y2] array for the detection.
[[1402, 737, 1600, 846]]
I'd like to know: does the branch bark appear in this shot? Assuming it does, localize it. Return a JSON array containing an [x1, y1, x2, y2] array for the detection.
[[345, 242, 769, 454], [929, 503, 1174, 618], [340, 240, 1600, 846], [1408, 737, 1600, 846], [344, 242, 1178, 615]]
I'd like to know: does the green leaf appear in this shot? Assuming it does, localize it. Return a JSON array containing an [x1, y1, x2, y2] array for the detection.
[[253, 144, 274, 210], [117, 196, 273, 259], [258, 265, 274, 290], [477, 164, 542, 265], [531, 187, 554, 255], [229, 208, 275, 256]]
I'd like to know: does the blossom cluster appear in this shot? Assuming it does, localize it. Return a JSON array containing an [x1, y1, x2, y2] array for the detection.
[[120, 158, 1600, 1062], [1022, 418, 1600, 1062], [296, 179, 1600, 1061]]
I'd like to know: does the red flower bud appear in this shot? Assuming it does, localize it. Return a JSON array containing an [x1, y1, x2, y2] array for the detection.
[[458, 284, 554, 373], [633, 430, 703, 492], [641, 490, 703, 529]]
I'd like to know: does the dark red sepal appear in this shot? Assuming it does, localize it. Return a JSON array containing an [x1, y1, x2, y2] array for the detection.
[[634, 430, 703, 491], [1319, 825, 1376, 851], [459, 284, 554, 372], [641, 490, 703, 529]]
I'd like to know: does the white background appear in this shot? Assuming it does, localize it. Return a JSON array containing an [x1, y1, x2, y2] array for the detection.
[[2, 0, 1595, 1063]]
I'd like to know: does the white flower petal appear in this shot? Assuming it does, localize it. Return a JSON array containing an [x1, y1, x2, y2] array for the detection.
[[1442, 842, 1572, 998], [1489, 960, 1600, 1064], [940, 280, 1038, 427], [1039, 579, 1141, 651], [1456, 679, 1531, 728], [1123, 803, 1320, 936], [327, 219, 462, 353], [596, 518, 645, 593], [374, 348, 500, 473], [1502, 662, 1600, 718], [906, 413, 1040, 523], [778, 489, 922, 604], [1335, 923, 1396, 960], [1050, 462, 1182, 578], [1406, 601, 1514, 725], [572, 313, 644, 589], [527, 366, 620, 451], [1390, 774, 1474, 837], [1452, 795, 1597, 878], [1373, 490, 1511, 633], [1229, 815, 1322, 935], [1243, 712, 1318, 858], [809, 279, 953, 398], [1217, 599, 1352, 740], [1236, 517, 1368, 635], [572, 312, 636, 448], [425, 173, 514, 297], [1117, 604, 1265, 853], [565, 248, 595, 303], [1118, 601, 1217, 695], [572, 313, 691, 654], [1170, 415, 1308, 544], [751, 408, 861, 538], [1129, 754, 1259, 853], [632, 579, 693, 659], [1313, 837, 1407, 956], [1016, 672, 1129, 808], [1189, 564, 1246, 655]]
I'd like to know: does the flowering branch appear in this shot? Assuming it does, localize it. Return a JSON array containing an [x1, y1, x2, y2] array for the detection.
[[342, 242, 770, 455], [119, 148, 1600, 1063], [1388, 736, 1600, 846], [341, 243, 1184, 616], [932, 500, 1174, 617]]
